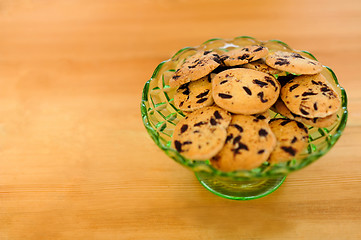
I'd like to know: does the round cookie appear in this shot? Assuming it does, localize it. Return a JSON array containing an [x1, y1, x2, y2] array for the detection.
[[212, 68, 281, 114], [169, 51, 221, 88], [268, 118, 309, 164], [221, 45, 269, 67], [265, 51, 323, 75], [280, 73, 341, 118], [172, 106, 231, 160], [174, 76, 214, 112], [243, 59, 282, 75], [274, 99, 338, 128], [210, 114, 276, 171]]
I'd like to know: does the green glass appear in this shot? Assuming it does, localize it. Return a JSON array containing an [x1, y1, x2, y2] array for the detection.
[[140, 37, 348, 200]]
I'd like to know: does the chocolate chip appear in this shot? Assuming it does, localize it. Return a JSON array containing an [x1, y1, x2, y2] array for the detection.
[[182, 88, 190, 95], [225, 134, 233, 143], [311, 80, 320, 85], [218, 93, 233, 99], [220, 80, 228, 85], [275, 58, 290, 66], [232, 142, 249, 153], [313, 102, 318, 110], [302, 91, 318, 96], [243, 86, 252, 95], [238, 54, 250, 60], [253, 46, 264, 52], [257, 92, 268, 103], [253, 79, 268, 87], [174, 140, 182, 152], [265, 76, 276, 88], [196, 98, 208, 104], [291, 136, 297, 143], [258, 149, 265, 154], [289, 84, 300, 92], [204, 50, 212, 55], [238, 143, 249, 151], [301, 97, 309, 100], [294, 95, 299, 98], [280, 120, 292, 126], [214, 111, 223, 119], [256, 115, 266, 120], [213, 55, 222, 64], [258, 128, 268, 137], [233, 135, 241, 144], [219, 55, 229, 64], [210, 117, 217, 126], [194, 121, 206, 127], [180, 124, 188, 133], [231, 124, 243, 133], [178, 83, 189, 90], [281, 146, 296, 156], [320, 87, 331, 92], [296, 121, 308, 133], [291, 53, 305, 59], [195, 90, 210, 99], [179, 101, 184, 107], [183, 141, 192, 145], [172, 75, 180, 80], [300, 108, 309, 115]]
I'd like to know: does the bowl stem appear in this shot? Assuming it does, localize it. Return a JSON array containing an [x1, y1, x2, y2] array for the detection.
[[195, 172, 286, 200]]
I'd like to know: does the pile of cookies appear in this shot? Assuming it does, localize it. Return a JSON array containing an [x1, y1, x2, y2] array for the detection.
[[170, 45, 341, 172]]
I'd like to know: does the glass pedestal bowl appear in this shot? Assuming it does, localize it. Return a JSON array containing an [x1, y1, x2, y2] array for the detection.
[[140, 37, 348, 200]]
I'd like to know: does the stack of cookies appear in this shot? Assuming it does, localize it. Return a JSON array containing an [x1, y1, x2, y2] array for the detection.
[[170, 45, 341, 172]]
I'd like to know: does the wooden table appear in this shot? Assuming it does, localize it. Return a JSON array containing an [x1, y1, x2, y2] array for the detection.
[[0, 0, 360, 239]]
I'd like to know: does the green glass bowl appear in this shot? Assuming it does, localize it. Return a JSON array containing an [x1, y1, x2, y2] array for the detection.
[[140, 36, 348, 200]]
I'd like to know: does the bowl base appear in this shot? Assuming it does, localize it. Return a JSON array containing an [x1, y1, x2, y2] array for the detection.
[[195, 172, 286, 200]]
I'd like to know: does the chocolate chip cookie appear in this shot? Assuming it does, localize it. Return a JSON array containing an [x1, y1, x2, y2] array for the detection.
[[212, 68, 280, 114]]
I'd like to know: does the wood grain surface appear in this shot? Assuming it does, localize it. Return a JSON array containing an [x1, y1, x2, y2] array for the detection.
[[0, 0, 360, 239]]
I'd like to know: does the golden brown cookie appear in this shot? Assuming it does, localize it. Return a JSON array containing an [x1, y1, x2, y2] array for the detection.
[[268, 118, 309, 164], [265, 51, 323, 75], [212, 68, 280, 114], [274, 99, 338, 128], [169, 51, 221, 88], [210, 114, 276, 171], [221, 45, 269, 67], [280, 73, 341, 118], [172, 106, 231, 160], [173, 76, 213, 112]]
